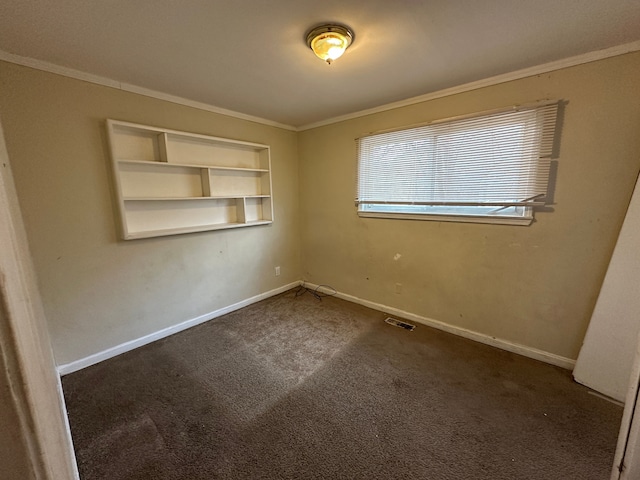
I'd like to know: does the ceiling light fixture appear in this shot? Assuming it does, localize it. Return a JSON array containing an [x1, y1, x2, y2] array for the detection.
[[306, 24, 354, 65]]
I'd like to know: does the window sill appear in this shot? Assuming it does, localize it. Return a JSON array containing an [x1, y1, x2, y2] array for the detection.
[[357, 211, 533, 226]]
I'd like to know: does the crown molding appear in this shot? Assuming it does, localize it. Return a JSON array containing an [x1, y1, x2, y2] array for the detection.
[[0, 50, 297, 132], [2, 40, 640, 133], [297, 39, 640, 131]]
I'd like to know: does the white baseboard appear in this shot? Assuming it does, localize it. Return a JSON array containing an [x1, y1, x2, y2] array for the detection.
[[58, 279, 575, 376], [56, 281, 301, 376], [303, 282, 576, 370]]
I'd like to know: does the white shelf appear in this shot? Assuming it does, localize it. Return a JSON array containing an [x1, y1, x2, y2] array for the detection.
[[117, 159, 269, 173], [107, 119, 274, 239], [123, 195, 271, 201], [125, 220, 273, 240]]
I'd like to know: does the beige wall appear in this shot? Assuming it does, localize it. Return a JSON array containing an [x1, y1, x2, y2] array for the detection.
[[298, 52, 640, 361], [1, 52, 639, 369], [0, 61, 301, 366]]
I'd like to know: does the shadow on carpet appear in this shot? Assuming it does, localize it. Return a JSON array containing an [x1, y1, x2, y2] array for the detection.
[[63, 289, 622, 479]]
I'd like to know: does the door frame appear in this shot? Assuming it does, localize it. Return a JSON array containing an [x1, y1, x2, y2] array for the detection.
[[0, 119, 78, 478], [612, 331, 640, 479]]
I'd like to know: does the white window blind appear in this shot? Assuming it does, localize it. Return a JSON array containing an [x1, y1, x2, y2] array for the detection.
[[356, 102, 559, 224]]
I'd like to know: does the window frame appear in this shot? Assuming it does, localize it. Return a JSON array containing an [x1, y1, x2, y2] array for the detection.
[[355, 101, 559, 226], [357, 205, 534, 226]]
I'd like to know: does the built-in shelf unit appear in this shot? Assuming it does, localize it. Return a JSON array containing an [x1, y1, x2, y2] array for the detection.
[[106, 119, 273, 239]]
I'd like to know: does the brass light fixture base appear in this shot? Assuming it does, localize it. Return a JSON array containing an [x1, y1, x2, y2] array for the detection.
[[306, 24, 354, 64]]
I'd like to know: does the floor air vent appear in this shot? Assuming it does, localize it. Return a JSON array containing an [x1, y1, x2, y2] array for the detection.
[[385, 317, 415, 331]]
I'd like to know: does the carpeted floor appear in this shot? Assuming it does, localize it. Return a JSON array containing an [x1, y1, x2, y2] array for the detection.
[[62, 288, 623, 479]]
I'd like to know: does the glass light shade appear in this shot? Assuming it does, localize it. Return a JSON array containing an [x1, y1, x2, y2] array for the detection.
[[306, 25, 354, 65]]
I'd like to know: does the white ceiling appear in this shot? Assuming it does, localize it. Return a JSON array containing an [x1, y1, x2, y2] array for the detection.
[[1, 1, 640, 128]]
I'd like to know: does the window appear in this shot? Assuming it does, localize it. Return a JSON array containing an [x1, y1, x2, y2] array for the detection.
[[356, 101, 559, 225]]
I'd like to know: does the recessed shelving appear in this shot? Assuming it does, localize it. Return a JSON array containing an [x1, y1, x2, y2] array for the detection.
[[107, 119, 273, 239]]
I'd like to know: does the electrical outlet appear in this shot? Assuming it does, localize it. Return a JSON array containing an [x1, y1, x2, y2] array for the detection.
[[275, 266, 281, 276], [395, 283, 402, 294]]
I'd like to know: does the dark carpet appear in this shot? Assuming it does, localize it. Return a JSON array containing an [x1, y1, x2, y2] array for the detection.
[[62, 289, 622, 479]]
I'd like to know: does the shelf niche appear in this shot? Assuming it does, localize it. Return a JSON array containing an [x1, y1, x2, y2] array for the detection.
[[107, 119, 273, 239]]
